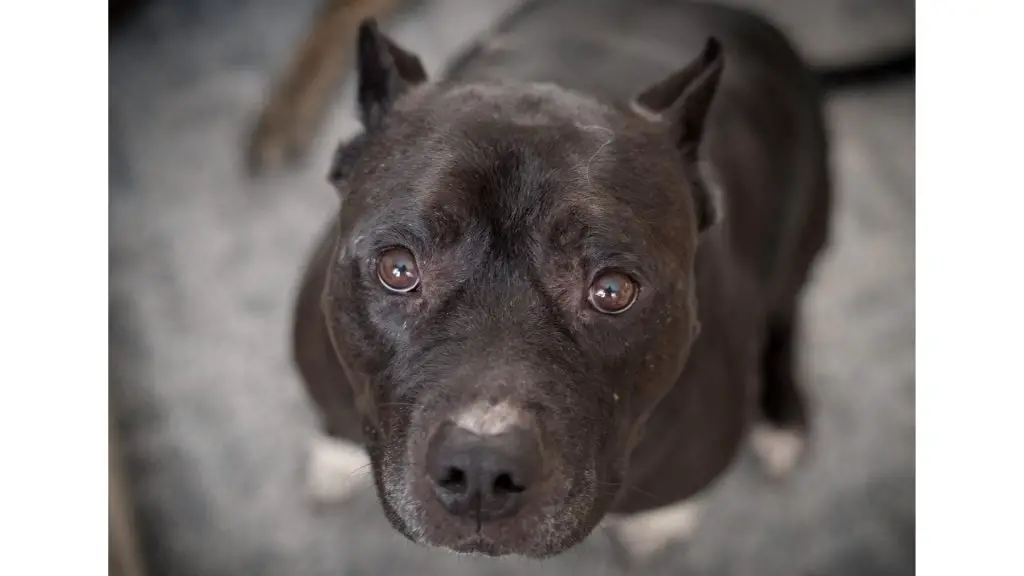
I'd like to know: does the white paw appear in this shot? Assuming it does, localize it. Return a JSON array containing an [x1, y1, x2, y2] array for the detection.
[[306, 434, 372, 504], [604, 497, 704, 562], [750, 423, 806, 478]]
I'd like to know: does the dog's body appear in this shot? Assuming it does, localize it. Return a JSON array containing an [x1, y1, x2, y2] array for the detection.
[[293, 0, 832, 559]]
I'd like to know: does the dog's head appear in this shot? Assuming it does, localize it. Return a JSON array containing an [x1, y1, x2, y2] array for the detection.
[[321, 21, 725, 557]]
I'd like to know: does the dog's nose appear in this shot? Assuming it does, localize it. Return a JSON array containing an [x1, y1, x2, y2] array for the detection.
[[425, 421, 541, 521]]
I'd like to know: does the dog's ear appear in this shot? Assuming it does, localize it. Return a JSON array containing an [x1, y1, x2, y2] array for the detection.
[[357, 19, 427, 131], [634, 37, 724, 152], [632, 38, 724, 232], [328, 21, 426, 193]]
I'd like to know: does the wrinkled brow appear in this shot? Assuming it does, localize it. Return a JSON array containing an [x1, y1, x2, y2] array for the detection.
[[544, 203, 651, 273]]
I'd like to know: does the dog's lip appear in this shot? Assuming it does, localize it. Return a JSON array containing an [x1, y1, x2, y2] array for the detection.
[[445, 534, 511, 557]]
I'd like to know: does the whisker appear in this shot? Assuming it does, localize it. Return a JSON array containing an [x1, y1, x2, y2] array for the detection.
[[348, 462, 373, 477], [597, 481, 658, 501]]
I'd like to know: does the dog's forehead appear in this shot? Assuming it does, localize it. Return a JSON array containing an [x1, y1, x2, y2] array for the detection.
[[392, 82, 628, 179], [404, 81, 619, 129], [377, 82, 638, 218], [347, 81, 688, 260]]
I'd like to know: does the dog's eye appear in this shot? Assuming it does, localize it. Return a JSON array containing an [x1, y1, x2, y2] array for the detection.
[[377, 247, 420, 293], [588, 271, 638, 314]]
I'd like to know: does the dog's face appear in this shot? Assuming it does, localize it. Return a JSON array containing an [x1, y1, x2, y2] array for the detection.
[[321, 22, 724, 558]]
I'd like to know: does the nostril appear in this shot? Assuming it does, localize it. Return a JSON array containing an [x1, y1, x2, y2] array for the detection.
[[426, 421, 541, 520], [492, 472, 526, 495], [438, 466, 468, 494]]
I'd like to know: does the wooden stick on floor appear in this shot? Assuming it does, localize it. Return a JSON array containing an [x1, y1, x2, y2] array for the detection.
[[109, 407, 146, 576], [246, 0, 397, 176]]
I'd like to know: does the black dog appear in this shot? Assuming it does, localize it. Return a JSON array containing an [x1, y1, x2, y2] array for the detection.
[[291, 0, 906, 559]]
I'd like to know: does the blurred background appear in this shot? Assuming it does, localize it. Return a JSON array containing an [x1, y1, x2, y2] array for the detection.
[[109, 0, 915, 574]]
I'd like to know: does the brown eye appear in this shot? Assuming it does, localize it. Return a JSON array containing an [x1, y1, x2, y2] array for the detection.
[[377, 247, 420, 293], [588, 271, 638, 314]]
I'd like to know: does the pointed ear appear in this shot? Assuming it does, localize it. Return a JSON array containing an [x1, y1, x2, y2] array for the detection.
[[356, 19, 428, 130], [633, 37, 725, 233], [634, 37, 724, 154]]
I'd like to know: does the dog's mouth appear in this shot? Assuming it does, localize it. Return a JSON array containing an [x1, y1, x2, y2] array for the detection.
[[444, 534, 514, 557], [397, 473, 607, 558], [370, 424, 619, 558], [362, 416, 606, 556]]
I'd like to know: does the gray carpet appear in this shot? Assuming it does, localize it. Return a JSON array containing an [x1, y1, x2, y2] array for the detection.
[[109, 0, 915, 574]]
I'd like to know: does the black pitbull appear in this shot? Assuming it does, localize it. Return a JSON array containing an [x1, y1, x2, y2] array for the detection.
[[290, 0, 882, 559]]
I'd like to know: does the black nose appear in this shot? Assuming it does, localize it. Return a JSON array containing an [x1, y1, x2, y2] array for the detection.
[[425, 421, 542, 521]]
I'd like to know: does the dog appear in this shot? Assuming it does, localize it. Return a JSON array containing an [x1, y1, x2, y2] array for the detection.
[[289, 0, 910, 560]]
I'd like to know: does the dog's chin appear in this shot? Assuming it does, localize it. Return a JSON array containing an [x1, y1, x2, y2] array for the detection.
[[383, 495, 606, 558], [403, 517, 598, 559], [436, 535, 517, 558]]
